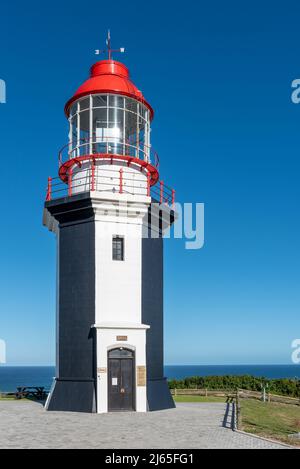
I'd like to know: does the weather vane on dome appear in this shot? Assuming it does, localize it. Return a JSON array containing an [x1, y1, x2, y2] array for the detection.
[[95, 30, 125, 60]]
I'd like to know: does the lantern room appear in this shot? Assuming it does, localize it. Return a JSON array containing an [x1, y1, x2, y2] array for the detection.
[[64, 60, 153, 162], [46, 54, 175, 206], [67, 91, 151, 162], [54, 59, 163, 198]]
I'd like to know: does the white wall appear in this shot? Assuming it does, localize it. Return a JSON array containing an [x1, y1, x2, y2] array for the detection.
[[72, 161, 148, 197], [95, 327, 148, 413], [93, 192, 150, 413], [95, 208, 144, 325]]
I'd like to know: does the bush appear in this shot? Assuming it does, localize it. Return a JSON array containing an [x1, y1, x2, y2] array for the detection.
[[168, 375, 300, 397]]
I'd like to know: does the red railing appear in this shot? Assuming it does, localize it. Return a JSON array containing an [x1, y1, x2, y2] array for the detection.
[[46, 177, 52, 202], [45, 164, 175, 206], [150, 180, 174, 205]]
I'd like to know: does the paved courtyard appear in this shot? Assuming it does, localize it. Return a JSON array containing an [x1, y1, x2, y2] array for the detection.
[[0, 400, 291, 449]]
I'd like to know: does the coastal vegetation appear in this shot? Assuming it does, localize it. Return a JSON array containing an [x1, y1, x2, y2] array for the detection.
[[168, 375, 300, 398]]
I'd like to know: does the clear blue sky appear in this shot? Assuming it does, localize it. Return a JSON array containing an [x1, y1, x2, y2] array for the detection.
[[0, 0, 299, 365]]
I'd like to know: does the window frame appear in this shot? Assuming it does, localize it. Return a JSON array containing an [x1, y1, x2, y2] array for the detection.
[[112, 235, 125, 261]]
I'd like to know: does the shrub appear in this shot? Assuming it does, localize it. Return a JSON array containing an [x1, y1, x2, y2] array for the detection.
[[168, 375, 300, 397]]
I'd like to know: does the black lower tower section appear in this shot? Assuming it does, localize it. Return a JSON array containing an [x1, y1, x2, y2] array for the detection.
[[142, 206, 175, 411], [44, 194, 96, 413]]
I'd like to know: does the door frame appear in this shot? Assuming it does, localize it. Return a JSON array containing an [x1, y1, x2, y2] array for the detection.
[[107, 346, 136, 412]]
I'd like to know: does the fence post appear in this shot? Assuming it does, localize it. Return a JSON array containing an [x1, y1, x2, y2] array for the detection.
[[91, 162, 95, 192], [46, 177, 52, 201], [160, 180, 164, 204], [119, 168, 123, 194], [147, 172, 151, 197], [68, 168, 73, 197], [236, 389, 240, 430]]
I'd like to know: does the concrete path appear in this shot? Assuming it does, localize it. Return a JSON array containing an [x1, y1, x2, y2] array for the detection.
[[0, 400, 291, 449]]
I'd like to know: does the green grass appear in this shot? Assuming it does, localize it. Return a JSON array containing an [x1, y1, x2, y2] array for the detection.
[[173, 395, 226, 403], [0, 395, 31, 402], [241, 399, 300, 446], [0, 397, 18, 401]]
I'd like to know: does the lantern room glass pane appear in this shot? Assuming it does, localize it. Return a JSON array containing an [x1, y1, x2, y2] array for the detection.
[[139, 104, 147, 120], [125, 97, 137, 114], [93, 95, 107, 107], [109, 95, 124, 109], [125, 111, 138, 157], [70, 103, 77, 117], [70, 114, 78, 157], [108, 108, 123, 130], [71, 114, 77, 138], [93, 107, 108, 153], [79, 110, 89, 133], [79, 110, 89, 156], [138, 117, 146, 159], [93, 107, 107, 130], [108, 108, 124, 154], [79, 97, 90, 111]]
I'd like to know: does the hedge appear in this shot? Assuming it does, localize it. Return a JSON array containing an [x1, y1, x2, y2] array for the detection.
[[168, 375, 300, 397]]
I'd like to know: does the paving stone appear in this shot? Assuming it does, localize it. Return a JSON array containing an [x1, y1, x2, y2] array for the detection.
[[0, 400, 291, 449]]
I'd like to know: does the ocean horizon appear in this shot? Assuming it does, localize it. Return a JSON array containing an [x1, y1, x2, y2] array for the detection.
[[0, 364, 299, 392]]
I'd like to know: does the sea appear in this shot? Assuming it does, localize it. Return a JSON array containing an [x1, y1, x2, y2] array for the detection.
[[0, 365, 300, 392]]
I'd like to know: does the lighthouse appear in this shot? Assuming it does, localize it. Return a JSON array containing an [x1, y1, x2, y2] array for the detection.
[[43, 36, 176, 413]]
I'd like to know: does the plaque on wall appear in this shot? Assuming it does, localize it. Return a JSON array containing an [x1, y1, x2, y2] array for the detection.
[[137, 366, 146, 386], [116, 336, 128, 341], [97, 367, 107, 374]]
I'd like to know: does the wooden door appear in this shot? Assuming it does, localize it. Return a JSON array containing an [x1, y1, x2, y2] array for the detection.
[[108, 348, 135, 411]]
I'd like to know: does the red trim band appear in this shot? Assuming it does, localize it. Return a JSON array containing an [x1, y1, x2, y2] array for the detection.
[[58, 154, 159, 187]]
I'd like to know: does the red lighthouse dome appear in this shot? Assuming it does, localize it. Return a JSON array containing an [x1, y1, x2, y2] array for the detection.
[[64, 59, 154, 119]]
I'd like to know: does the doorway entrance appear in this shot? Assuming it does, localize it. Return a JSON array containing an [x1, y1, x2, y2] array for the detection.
[[108, 348, 135, 411]]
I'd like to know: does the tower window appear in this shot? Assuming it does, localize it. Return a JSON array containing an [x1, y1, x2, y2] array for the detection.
[[112, 236, 124, 261]]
